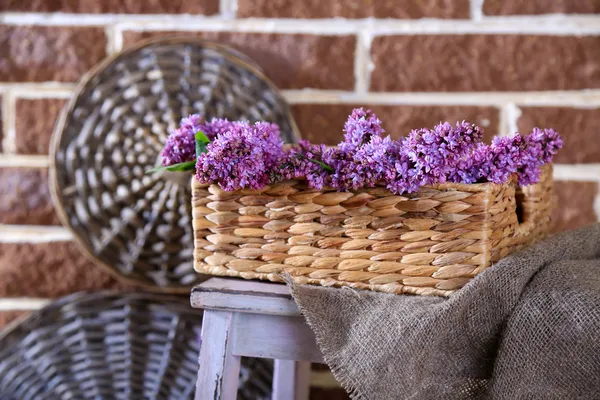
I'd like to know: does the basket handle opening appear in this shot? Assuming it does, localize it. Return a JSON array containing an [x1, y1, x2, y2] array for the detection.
[[513, 187, 536, 238], [515, 191, 525, 224]]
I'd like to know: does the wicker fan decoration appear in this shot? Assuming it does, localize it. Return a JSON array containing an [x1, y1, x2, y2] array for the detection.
[[0, 292, 273, 400], [50, 37, 299, 292]]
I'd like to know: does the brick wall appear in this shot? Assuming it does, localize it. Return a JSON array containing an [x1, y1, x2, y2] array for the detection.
[[1, 1, 599, 396]]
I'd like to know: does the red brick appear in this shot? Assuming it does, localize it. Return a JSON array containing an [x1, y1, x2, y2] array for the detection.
[[517, 107, 600, 164], [16, 98, 67, 155], [0, 0, 219, 14], [551, 181, 598, 233], [292, 104, 500, 144], [0, 242, 128, 298], [484, 0, 600, 15], [0, 167, 61, 225], [123, 31, 356, 90], [238, 0, 469, 19], [0, 310, 29, 330], [370, 35, 600, 92], [0, 25, 107, 82]]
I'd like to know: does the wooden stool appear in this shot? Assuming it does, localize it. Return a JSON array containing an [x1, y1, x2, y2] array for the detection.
[[191, 278, 324, 400]]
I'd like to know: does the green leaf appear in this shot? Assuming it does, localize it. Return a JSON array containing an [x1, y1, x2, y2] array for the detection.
[[307, 158, 334, 172], [146, 160, 196, 174], [195, 131, 210, 143], [195, 130, 210, 157]]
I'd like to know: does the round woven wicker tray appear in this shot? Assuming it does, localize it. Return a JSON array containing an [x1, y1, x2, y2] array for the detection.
[[50, 37, 299, 293], [0, 292, 273, 400]]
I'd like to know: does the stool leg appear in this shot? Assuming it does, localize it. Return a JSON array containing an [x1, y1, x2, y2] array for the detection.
[[272, 360, 312, 400], [195, 310, 241, 400]]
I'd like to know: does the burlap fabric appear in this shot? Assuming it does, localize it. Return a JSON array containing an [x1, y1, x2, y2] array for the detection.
[[290, 223, 600, 399]]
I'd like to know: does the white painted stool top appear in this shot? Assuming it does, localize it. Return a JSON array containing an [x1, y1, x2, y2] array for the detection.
[[191, 277, 301, 316], [191, 277, 324, 400]]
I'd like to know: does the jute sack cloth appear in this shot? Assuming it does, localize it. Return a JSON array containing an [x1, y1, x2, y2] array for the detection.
[[290, 223, 600, 399]]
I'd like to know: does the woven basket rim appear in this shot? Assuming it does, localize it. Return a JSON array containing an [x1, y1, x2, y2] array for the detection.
[[191, 174, 530, 194], [0, 290, 189, 342], [49, 36, 300, 294]]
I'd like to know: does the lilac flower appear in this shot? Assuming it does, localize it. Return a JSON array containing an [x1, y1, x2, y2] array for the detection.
[[173, 106, 563, 193], [273, 140, 330, 190], [387, 151, 421, 194], [448, 142, 491, 184], [161, 129, 196, 166], [323, 147, 361, 191], [352, 135, 402, 188], [340, 108, 385, 153], [400, 121, 485, 186], [195, 121, 284, 191], [402, 126, 451, 186], [202, 118, 236, 140], [162, 114, 209, 166], [179, 114, 206, 137], [528, 128, 564, 164], [483, 134, 535, 185]]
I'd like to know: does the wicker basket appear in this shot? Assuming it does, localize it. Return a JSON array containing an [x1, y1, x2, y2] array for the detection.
[[191, 165, 553, 296], [50, 37, 299, 293], [0, 292, 273, 400]]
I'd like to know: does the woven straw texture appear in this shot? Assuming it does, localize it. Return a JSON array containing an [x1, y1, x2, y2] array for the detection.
[[50, 37, 299, 293], [192, 166, 553, 297], [0, 292, 273, 400]]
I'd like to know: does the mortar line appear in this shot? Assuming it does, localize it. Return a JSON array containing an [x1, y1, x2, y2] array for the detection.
[[0, 225, 73, 242], [0, 82, 76, 92], [354, 30, 371, 94], [552, 165, 600, 182], [0, 298, 51, 311], [105, 24, 120, 54], [2, 13, 599, 35], [282, 90, 600, 107], [2, 91, 16, 154], [504, 103, 522, 135], [0, 154, 50, 167], [220, 0, 238, 19], [470, 0, 485, 21]]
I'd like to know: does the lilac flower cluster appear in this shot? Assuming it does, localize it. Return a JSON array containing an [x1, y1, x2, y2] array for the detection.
[[161, 115, 230, 166], [276, 109, 560, 194], [195, 121, 284, 191], [160, 109, 562, 194], [274, 140, 330, 189], [406, 121, 484, 186]]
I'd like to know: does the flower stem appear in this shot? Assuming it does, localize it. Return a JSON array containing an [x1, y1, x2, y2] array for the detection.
[[307, 157, 334, 172]]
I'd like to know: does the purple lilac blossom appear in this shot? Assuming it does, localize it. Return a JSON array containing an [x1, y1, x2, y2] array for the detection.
[[480, 134, 533, 185], [202, 118, 235, 139], [329, 108, 391, 190], [161, 114, 217, 166], [323, 147, 362, 191], [273, 140, 330, 190], [447, 128, 562, 186], [195, 121, 284, 191], [179, 114, 206, 137], [352, 135, 403, 189], [528, 128, 564, 164], [161, 128, 197, 166], [340, 108, 385, 153], [404, 121, 485, 187], [387, 151, 421, 194], [173, 107, 562, 192], [448, 142, 491, 184], [402, 126, 451, 186]]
